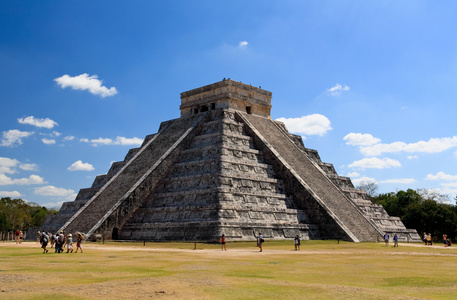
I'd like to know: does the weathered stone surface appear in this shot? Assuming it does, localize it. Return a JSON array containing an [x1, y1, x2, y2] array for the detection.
[[41, 79, 420, 242]]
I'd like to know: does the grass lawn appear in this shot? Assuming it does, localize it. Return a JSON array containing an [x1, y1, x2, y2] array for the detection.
[[0, 240, 456, 299]]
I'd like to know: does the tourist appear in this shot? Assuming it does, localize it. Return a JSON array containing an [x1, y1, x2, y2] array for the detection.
[[253, 231, 264, 252], [75, 232, 84, 253], [56, 231, 65, 253], [443, 234, 448, 246], [19, 231, 23, 244], [50, 233, 55, 248], [426, 233, 432, 246], [15, 230, 20, 244], [447, 238, 452, 247], [423, 232, 427, 245], [220, 234, 226, 251], [294, 235, 301, 251], [384, 233, 389, 246], [66, 233, 73, 253], [393, 233, 398, 247], [54, 234, 59, 252], [40, 232, 49, 253], [36, 231, 41, 244]]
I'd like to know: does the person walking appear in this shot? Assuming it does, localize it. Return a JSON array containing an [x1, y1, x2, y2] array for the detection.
[[66, 233, 73, 253], [220, 234, 227, 251], [384, 233, 389, 247], [294, 235, 301, 251], [40, 232, 49, 253], [75, 233, 84, 253], [253, 231, 264, 252], [393, 233, 399, 247]]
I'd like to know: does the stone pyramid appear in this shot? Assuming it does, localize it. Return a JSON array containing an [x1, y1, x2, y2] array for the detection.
[[42, 79, 420, 242]]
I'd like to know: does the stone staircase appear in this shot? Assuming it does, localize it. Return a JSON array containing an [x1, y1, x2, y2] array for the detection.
[[118, 109, 308, 241], [239, 112, 383, 242]]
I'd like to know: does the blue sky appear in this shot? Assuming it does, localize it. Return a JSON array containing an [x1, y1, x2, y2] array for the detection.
[[1, 1, 457, 208]]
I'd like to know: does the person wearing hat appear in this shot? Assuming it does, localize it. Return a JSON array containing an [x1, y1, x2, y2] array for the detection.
[[66, 232, 73, 253]]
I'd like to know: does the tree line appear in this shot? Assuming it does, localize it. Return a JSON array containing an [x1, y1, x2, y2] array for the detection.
[[358, 182, 457, 242], [0, 197, 58, 234]]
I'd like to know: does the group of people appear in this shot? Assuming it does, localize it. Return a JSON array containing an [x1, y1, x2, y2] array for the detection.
[[383, 233, 399, 247], [38, 230, 84, 254], [219, 232, 302, 252], [15, 230, 24, 244]]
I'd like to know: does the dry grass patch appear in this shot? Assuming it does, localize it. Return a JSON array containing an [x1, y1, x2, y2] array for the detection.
[[1, 240, 456, 299]]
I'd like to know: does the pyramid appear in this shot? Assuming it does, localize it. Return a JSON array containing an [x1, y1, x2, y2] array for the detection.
[[42, 79, 420, 242]]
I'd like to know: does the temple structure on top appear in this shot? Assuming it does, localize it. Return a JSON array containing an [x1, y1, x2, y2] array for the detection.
[[41, 79, 420, 242]]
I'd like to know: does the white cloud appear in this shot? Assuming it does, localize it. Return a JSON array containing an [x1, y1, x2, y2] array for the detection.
[[17, 116, 58, 129], [34, 185, 75, 198], [359, 136, 457, 157], [87, 136, 143, 147], [64, 136, 75, 141], [343, 133, 381, 146], [351, 176, 377, 186], [80, 138, 89, 143], [54, 73, 118, 98], [276, 114, 332, 136], [90, 137, 113, 146], [380, 178, 416, 184], [42, 138, 56, 145], [41, 200, 65, 209], [327, 83, 350, 96], [0, 157, 19, 174], [1, 129, 34, 147], [0, 174, 45, 185], [52, 131, 62, 137], [238, 41, 248, 48], [0, 190, 21, 198], [114, 136, 143, 145], [407, 155, 418, 159], [425, 171, 457, 181], [19, 163, 38, 171], [348, 157, 401, 169], [68, 160, 94, 171], [347, 172, 360, 178]]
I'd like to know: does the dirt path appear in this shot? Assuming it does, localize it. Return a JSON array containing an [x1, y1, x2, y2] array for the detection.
[[3, 241, 457, 257]]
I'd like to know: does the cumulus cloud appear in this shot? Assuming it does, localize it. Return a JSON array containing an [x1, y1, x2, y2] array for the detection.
[[351, 176, 377, 186], [343, 133, 381, 146], [64, 136, 75, 141], [114, 137, 144, 145], [85, 136, 143, 147], [327, 83, 350, 96], [426, 171, 457, 181], [380, 178, 416, 184], [407, 155, 418, 160], [42, 138, 56, 145], [238, 41, 248, 48], [0, 190, 21, 197], [348, 157, 401, 169], [19, 163, 38, 171], [0, 157, 19, 174], [347, 172, 360, 178], [0, 174, 45, 185], [359, 136, 457, 157], [34, 185, 75, 199], [276, 114, 332, 136], [1, 129, 34, 147], [54, 73, 118, 98], [67, 160, 94, 171], [17, 116, 58, 129]]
